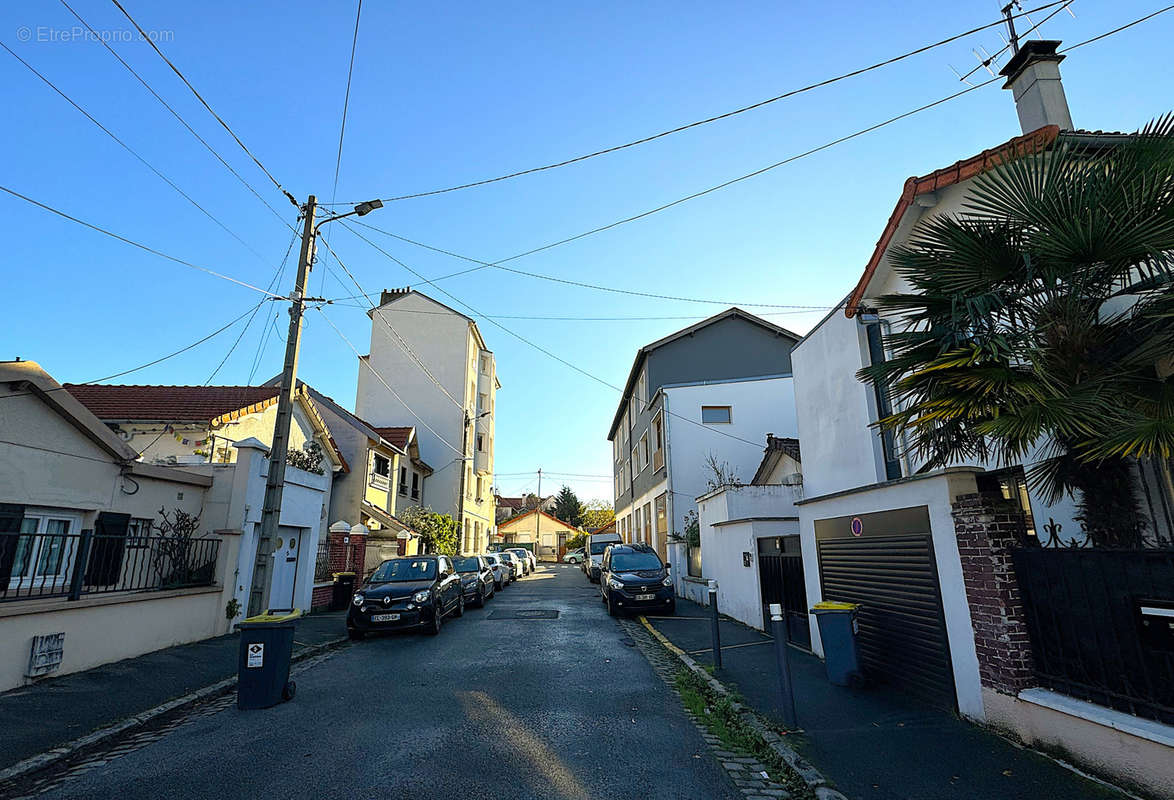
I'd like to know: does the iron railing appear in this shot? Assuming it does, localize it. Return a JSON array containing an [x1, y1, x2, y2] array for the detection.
[[0, 530, 220, 603], [1012, 546, 1174, 725], [314, 539, 331, 582]]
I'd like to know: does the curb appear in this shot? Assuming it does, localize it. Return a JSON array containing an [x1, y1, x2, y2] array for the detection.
[[638, 616, 848, 800], [0, 635, 349, 786]]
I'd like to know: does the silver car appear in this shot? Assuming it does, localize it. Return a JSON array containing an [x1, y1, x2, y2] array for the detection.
[[508, 548, 536, 574], [482, 553, 510, 589], [496, 551, 521, 581]]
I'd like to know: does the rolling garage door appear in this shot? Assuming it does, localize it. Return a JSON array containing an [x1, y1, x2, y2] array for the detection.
[[815, 507, 955, 710]]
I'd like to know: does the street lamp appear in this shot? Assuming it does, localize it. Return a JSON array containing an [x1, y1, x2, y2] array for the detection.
[[315, 198, 383, 234]]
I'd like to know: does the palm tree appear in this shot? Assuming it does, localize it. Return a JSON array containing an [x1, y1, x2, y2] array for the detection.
[[859, 116, 1174, 547]]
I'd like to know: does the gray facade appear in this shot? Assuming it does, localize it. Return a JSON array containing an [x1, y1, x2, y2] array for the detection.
[[608, 310, 800, 511]]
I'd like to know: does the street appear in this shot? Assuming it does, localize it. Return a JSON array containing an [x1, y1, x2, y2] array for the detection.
[[37, 565, 738, 800]]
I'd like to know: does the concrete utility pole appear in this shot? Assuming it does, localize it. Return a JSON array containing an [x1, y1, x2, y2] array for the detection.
[[535, 468, 542, 559], [257, 194, 382, 611]]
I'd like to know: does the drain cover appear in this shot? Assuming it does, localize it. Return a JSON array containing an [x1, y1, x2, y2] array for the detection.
[[487, 609, 560, 619]]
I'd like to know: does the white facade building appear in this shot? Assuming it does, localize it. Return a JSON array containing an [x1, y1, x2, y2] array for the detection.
[[356, 289, 498, 554]]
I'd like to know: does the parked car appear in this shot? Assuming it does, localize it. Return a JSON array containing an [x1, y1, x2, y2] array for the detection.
[[563, 547, 584, 564], [347, 555, 464, 639], [454, 555, 495, 607], [584, 532, 622, 582], [599, 543, 675, 616], [497, 551, 521, 580], [482, 553, 510, 589], [507, 548, 533, 575]]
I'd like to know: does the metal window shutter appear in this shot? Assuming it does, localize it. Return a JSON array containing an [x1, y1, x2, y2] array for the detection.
[[817, 534, 955, 709]]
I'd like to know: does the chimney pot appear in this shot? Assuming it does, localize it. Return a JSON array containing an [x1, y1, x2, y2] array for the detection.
[[999, 40, 1073, 134]]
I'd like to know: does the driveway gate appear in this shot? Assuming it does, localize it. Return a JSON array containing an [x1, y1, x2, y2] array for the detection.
[[757, 535, 809, 648]]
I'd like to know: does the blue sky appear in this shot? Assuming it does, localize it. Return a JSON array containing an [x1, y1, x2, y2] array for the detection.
[[2, 1, 1170, 504]]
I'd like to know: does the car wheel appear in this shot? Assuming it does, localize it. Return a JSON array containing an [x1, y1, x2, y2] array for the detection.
[[348, 628, 365, 641], [476, 585, 485, 608], [454, 593, 465, 618], [282, 680, 296, 701], [665, 601, 676, 616], [428, 606, 443, 635], [607, 595, 618, 617]]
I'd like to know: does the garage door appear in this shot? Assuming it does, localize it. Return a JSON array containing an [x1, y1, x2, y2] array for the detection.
[[815, 507, 955, 710]]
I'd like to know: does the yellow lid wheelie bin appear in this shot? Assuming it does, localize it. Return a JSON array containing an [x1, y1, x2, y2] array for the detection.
[[237, 610, 301, 709]]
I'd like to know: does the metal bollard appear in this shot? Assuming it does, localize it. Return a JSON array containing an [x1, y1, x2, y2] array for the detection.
[[769, 603, 798, 729], [708, 579, 722, 669]]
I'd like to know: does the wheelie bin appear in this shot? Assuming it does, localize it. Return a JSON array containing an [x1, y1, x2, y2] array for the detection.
[[237, 609, 301, 709], [810, 601, 862, 687]]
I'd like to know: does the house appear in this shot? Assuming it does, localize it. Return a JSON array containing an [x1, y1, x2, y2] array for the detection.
[[495, 508, 578, 561], [690, 436, 804, 636], [789, 41, 1174, 797], [493, 494, 553, 525], [356, 289, 499, 554], [296, 383, 433, 601], [0, 361, 231, 693], [65, 382, 346, 618], [607, 308, 802, 562]]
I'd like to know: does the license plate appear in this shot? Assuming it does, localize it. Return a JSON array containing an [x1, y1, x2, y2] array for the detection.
[[371, 613, 399, 622], [635, 594, 655, 601]]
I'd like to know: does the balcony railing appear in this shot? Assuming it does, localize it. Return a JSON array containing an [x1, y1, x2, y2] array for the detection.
[[0, 530, 220, 603]]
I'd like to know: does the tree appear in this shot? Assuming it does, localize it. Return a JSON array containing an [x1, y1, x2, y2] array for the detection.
[[861, 119, 1174, 547], [152, 507, 211, 588], [580, 499, 615, 532], [522, 493, 541, 511], [566, 532, 586, 550], [702, 452, 742, 491], [552, 485, 584, 528], [399, 506, 459, 556]]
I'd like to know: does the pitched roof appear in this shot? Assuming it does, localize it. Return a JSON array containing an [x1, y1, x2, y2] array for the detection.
[[845, 124, 1061, 317], [65, 384, 279, 422], [607, 307, 803, 440], [372, 426, 413, 450], [497, 507, 577, 530], [750, 435, 801, 485]]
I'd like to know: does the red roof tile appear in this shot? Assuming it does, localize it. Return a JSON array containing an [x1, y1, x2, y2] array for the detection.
[[372, 426, 412, 450], [65, 384, 279, 422], [846, 124, 1061, 317]]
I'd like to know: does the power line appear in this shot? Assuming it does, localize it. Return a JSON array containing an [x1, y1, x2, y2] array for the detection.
[[377, 1, 1070, 203], [315, 307, 466, 456], [324, 304, 830, 320], [110, 0, 298, 207], [337, 221, 772, 451], [0, 184, 284, 298], [957, 0, 1074, 82], [319, 0, 365, 296], [57, 0, 296, 233], [1, 40, 271, 264]]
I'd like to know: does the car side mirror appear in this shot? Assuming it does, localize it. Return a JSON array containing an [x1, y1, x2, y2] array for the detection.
[[665, 562, 671, 569]]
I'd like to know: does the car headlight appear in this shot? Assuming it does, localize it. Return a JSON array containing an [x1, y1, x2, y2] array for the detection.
[[663, 576, 673, 587], [352, 593, 364, 606], [412, 590, 431, 603], [607, 577, 624, 590]]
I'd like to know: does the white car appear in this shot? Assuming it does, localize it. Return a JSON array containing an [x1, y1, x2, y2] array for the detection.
[[508, 548, 536, 574]]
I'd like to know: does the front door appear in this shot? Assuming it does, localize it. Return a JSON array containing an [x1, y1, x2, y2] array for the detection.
[[758, 535, 810, 649], [557, 532, 568, 561], [267, 526, 301, 611]]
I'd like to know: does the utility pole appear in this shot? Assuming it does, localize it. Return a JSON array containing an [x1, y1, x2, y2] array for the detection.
[[535, 468, 542, 562], [257, 195, 316, 611], [458, 410, 470, 554], [256, 194, 382, 611]]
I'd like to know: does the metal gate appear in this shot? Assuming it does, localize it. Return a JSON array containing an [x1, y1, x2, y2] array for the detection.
[[815, 507, 955, 710], [758, 536, 810, 648]]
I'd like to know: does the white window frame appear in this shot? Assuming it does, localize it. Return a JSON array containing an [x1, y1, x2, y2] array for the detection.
[[7, 509, 83, 591], [701, 405, 733, 424], [638, 432, 649, 471]]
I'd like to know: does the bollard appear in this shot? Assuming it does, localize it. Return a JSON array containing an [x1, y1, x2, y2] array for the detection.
[[708, 579, 722, 669], [769, 603, 798, 729]]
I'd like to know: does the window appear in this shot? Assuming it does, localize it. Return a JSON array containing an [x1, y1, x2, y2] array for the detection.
[[701, 405, 732, 424], [373, 454, 391, 489], [480, 354, 490, 375], [476, 476, 483, 500], [638, 433, 649, 471], [466, 467, 473, 497], [636, 369, 647, 410], [477, 434, 485, 452], [652, 411, 664, 471], [398, 465, 408, 495], [643, 502, 653, 545], [631, 445, 639, 475], [655, 493, 667, 539], [411, 471, 420, 500], [7, 512, 80, 590], [373, 455, 390, 477], [478, 392, 488, 412], [127, 517, 153, 548]]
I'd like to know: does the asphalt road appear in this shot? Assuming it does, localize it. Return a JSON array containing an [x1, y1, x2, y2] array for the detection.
[[42, 564, 739, 800]]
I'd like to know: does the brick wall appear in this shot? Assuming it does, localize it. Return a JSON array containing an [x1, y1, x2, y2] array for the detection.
[[309, 528, 367, 612], [951, 492, 1035, 695]]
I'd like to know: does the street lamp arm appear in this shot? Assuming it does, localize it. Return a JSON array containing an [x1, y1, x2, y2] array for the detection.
[[313, 198, 383, 233]]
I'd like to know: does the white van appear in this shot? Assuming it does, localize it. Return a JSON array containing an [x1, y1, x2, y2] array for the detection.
[[584, 532, 622, 583]]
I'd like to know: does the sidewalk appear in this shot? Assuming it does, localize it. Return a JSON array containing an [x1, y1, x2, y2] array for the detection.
[[643, 599, 1126, 800], [0, 611, 347, 774]]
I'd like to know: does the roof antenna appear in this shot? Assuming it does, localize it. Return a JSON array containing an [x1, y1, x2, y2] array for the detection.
[[1001, 1, 1021, 54], [948, 64, 975, 86]]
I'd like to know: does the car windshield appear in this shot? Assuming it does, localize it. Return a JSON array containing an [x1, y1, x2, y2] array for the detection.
[[590, 541, 614, 555], [510, 550, 528, 557], [453, 557, 481, 573], [611, 551, 663, 572], [498, 553, 514, 562], [370, 559, 436, 582], [484, 555, 499, 565]]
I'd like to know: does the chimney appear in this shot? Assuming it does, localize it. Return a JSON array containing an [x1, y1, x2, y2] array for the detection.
[[999, 40, 1073, 134]]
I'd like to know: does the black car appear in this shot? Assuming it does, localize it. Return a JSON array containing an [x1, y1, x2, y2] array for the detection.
[[454, 555, 496, 607], [599, 543, 675, 616], [347, 555, 464, 639]]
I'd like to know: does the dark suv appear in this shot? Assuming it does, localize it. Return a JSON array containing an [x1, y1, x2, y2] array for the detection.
[[347, 555, 464, 638], [599, 543, 675, 616]]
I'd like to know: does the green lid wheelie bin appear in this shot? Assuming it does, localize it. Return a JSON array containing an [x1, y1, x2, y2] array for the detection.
[[237, 609, 301, 710], [811, 601, 863, 687]]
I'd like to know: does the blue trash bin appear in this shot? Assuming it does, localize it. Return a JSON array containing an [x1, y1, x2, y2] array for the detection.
[[811, 601, 862, 687], [237, 610, 300, 710]]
